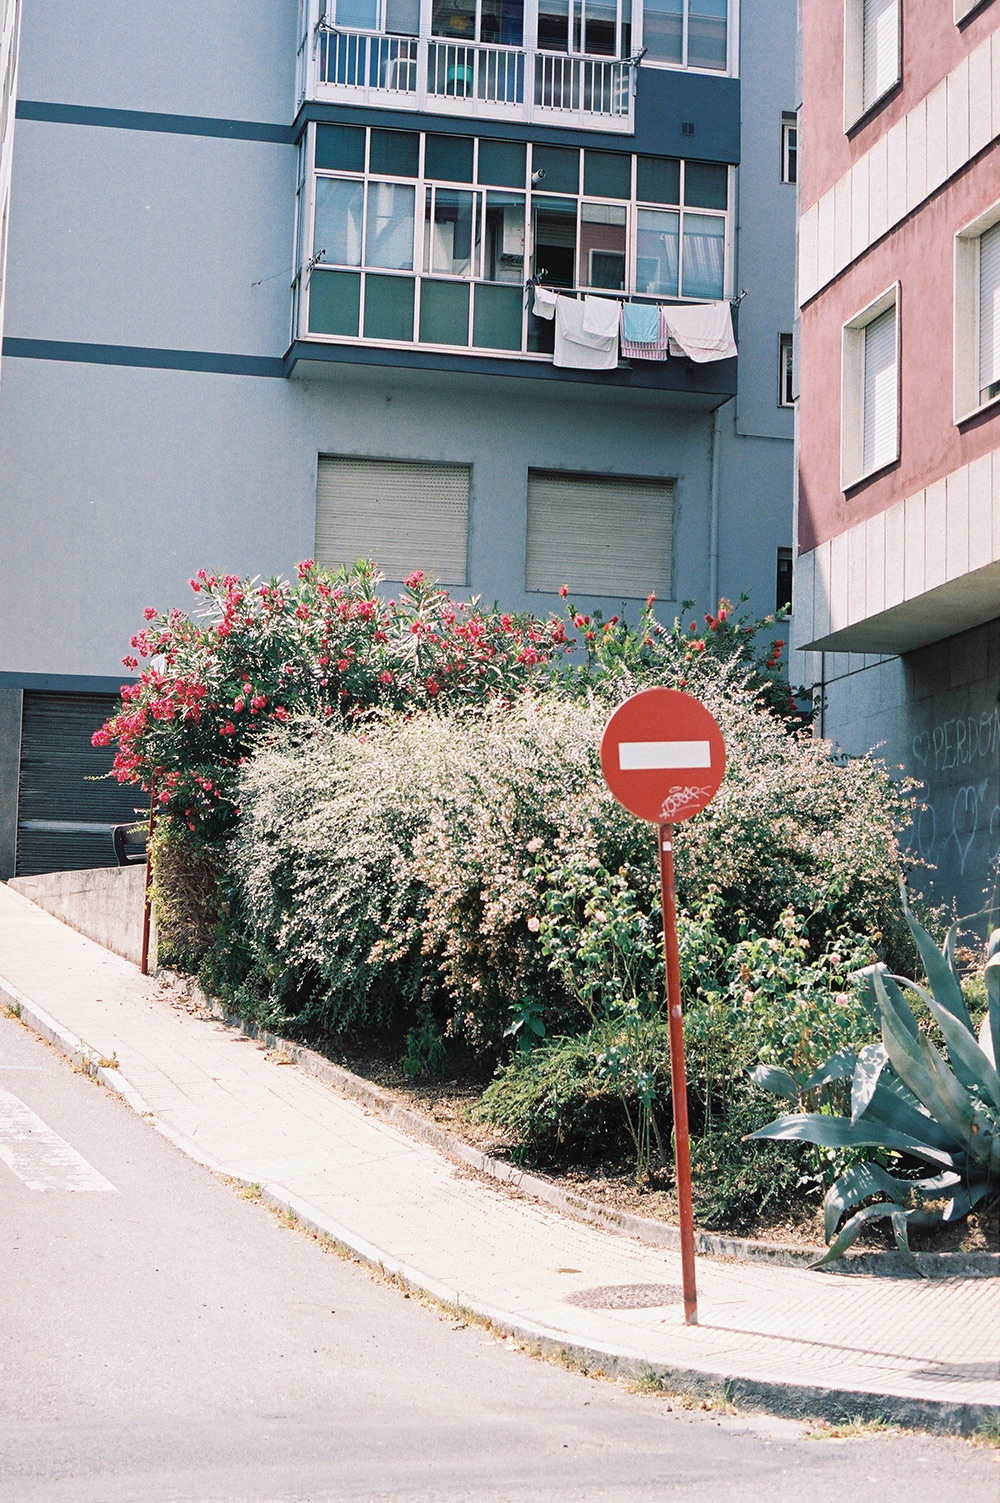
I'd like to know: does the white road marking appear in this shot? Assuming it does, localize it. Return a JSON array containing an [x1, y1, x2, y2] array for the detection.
[[0, 1090, 117, 1192], [618, 740, 712, 770]]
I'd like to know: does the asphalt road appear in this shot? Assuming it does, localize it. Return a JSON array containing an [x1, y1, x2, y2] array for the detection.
[[0, 1011, 996, 1503]]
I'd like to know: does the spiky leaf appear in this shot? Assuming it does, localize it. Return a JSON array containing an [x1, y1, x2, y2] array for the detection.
[[823, 1160, 906, 1241], [900, 977, 1000, 1109], [749, 1112, 958, 1167], [855, 962, 916, 1036], [804, 1048, 856, 1091], [899, 881, 973, 1029], [747, 1064, 801, 1102], [851, 1043, 888, 1124]]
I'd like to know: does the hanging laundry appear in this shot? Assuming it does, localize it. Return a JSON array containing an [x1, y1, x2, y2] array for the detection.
[[622, 302, 660, 344], [620, 303, 670, 360], [532, 284, 557, 320], [581, 295, 622, 340], [662, 301, 737, 362], [553, 295, 618, 370]]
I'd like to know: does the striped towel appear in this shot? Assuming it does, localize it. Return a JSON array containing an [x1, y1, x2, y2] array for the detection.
[[620, 304, 670, 361]]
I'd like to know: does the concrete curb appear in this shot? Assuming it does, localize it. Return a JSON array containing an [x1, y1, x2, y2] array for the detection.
[[4, 969, 997, 1436], [158, 970, 1000, 1283]]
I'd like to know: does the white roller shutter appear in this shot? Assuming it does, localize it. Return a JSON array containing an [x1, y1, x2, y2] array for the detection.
[[526, 470, 674, 598], [862, 306, 897, 475], [862, 0, 898, 112], [316, 456, 469, 585], [979, 221, 1000, 400]]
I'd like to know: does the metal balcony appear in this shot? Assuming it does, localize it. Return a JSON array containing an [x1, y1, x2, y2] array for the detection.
[[309, 29, 634, 130]]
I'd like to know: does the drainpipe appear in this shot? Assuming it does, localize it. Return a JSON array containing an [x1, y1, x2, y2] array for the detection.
[[708, 399, 730, 612]]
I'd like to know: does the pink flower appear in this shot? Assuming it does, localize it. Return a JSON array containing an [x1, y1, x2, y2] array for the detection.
[[379, 670, 393, 685], [91, 728, 111, 747], [250, 694, 267, 711], [220, 722, 235, 736], [273, 707, 290, 722], [404, 570, 425, 588], [143, 608, 157, 620], [558, 585, 569, 598], [646, 593, 656, 607]]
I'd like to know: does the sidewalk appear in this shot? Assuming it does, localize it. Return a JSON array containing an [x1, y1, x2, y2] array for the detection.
[[1, 882, 997, 1435]]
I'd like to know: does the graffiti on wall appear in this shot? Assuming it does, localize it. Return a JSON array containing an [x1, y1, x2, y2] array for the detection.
[[910, 701, 1000, 899]]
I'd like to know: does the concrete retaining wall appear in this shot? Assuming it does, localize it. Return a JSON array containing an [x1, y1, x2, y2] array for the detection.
[[7, 865, 155, 968]]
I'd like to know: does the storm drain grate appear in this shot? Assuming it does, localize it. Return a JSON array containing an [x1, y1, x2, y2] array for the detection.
[[563, 1283, 683, 1309]]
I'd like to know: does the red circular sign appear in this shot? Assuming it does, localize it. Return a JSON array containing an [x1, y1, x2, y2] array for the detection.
[[600, 688, 725, 824]]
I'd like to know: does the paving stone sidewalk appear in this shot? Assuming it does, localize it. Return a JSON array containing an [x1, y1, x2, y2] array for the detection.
[[1, 884, 997, 1433]]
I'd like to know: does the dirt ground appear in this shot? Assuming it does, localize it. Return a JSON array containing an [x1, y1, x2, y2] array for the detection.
[[333, 1043, 999, 1256]]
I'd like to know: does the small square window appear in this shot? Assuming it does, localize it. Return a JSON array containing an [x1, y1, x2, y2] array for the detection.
[[684, 161, 727, 210], [477, 138, 526, 187], [369, 128, 420, 177], [778, 332, 794, 406], [425, 134, 475, 183], [316, 124, 366, 173], [780, 114, 797, 184], [531, 144, 580, 195], [636, 155, 681, 206], [583, 150, 631, 200]]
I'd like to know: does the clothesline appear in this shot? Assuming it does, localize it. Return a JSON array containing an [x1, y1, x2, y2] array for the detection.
[[523, 276, 749, 310], [530, 285, 738, 369]]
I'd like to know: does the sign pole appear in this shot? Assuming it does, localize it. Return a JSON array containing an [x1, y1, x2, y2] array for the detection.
[[657, 821, 698, 1327]]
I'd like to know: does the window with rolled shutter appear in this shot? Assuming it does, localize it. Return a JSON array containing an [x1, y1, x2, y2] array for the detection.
[[315, 456, 469, 585], [862, 0, 898, 112], [525, 470, 674, 598], [861, 306, 897, 475], [979, 221, 1000, 403]]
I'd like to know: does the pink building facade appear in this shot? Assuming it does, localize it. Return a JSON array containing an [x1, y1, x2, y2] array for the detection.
[[794, 0, 1000, 911]]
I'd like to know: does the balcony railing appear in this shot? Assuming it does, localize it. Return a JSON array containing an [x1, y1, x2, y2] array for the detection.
[[313, 29, 633, 129]]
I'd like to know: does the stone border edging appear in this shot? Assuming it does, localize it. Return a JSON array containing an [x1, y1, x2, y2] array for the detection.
[[157, 970, 999, 1283], [3, 967, 996, 1439]]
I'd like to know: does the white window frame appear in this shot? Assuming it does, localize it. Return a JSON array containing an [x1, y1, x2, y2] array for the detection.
[[780, 111, 797, 184], [843, 0, 900, 133], [841, 282, 900, 491], [636, 0, 737, 78], [954, 196, 1000, 423], [954, 0, 990, 24], [778, 331, 794, 406]]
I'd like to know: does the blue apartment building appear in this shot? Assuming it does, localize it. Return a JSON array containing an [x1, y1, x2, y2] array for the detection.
[[0, 0, 796, 876]]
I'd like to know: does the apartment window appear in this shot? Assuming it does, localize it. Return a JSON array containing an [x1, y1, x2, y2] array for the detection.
[[843, 0, 900, 130], [315, 456, 470, 584], [329, 0, 421, 32], [780, 113, 797, 184], [954, 204, 1000, 420], [775, 547, 793, 614], [304, 126, 731, 354], [841, 286, 899, 489], [641, 0, 728, 73], [778, 332, 794, 406], [525, 470, 674, 596], [536, 0, 631, 58], [432, 0, 525, 47]]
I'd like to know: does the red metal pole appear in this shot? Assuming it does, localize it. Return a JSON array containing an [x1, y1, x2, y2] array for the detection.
[[658, 821, 698, 1326], [139, 783, 156, 977]]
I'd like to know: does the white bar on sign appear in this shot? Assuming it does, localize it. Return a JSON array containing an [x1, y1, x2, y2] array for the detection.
[[618, 740, 712, 771]]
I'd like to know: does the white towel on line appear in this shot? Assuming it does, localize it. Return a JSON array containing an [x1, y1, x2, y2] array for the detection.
[[662, 300, 737, 362], [553, 295, 619, 370], [581, 295, 622, 340], [532, 285, 558, 320]]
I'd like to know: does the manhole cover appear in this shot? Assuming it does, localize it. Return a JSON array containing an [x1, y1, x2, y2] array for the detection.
[[564, 1283, 683, 1310]]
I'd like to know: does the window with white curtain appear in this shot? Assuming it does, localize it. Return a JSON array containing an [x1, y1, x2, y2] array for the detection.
[[978, 220, 1000, 406], [843, 0, 900, 129], [841, 286, 898, 488], [953, 204, 1000, 421]]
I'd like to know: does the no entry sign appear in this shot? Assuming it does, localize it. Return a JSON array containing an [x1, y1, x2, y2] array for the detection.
[[600, 687, 725, 825], [600, 687, 726, 1327]]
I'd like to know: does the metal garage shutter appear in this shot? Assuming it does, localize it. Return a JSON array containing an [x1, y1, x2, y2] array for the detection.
[[15, 692, 144, 876], [525, 469, 674, 598], [316, 456, 470, 586]]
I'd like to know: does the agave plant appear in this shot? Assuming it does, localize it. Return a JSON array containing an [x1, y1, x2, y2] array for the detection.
[[748, 886, 999, 1272]]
